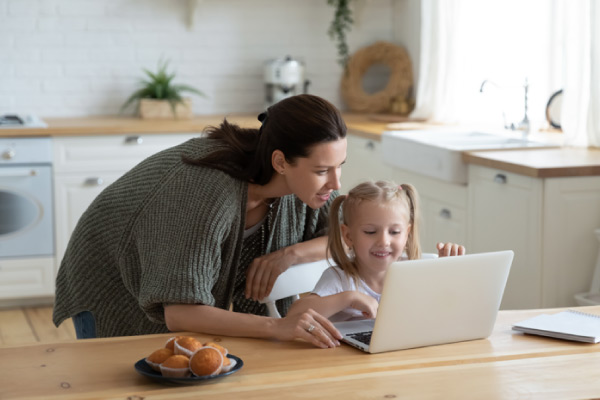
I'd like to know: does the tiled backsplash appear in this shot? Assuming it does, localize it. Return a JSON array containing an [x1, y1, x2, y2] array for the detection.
[[0, 0, 404, 117]]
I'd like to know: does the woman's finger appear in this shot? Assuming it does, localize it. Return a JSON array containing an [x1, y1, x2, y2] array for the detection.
[[249, 263, 266, 300], [245, 261, 258, 298]]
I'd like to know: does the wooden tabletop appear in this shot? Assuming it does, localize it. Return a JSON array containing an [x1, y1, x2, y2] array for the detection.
[[2, 306, 600, 399]]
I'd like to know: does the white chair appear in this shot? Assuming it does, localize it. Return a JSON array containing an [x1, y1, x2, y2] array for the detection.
[[574, 229, 600, 306], [260, 253, 438, 318], [259, 259, 331, 318]]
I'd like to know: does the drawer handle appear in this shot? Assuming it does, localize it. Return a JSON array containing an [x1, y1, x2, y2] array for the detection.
[[84, 177, 104, 186], [365, 140, 375, 150], [439, 208, 452, 219], [493, 173, 507, 184], [124, 136, 143, 145]]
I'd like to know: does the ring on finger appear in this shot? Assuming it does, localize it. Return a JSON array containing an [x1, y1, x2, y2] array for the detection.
[[307, 324, 316, 333]]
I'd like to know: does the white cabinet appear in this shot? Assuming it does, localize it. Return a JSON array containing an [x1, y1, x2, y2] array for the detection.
[[342, 134, 394, 193], [468, 165, 600, 309], [0, 257, 55, 299], [53, 133, 199, 267], [468, 166, 543, 309]]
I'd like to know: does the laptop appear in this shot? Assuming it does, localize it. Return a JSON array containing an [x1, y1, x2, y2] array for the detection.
[[334, 250, 514, 353]]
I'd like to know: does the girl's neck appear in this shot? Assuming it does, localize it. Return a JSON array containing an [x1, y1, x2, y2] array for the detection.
[[357, 266, 387, 294]]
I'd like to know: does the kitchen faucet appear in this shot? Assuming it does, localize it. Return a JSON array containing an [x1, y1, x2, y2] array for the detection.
[[480, 78, 530, 136]]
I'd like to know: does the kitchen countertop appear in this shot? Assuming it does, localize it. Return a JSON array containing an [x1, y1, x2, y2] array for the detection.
[[1, 113, 598, 178]]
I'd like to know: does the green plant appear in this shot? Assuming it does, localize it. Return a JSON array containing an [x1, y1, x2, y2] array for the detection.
[[327, 0, 354, 67], [121, 60, 205, 114]]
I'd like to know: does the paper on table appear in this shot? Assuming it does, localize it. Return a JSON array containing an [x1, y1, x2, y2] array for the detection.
[[512, 310, 600, 343]]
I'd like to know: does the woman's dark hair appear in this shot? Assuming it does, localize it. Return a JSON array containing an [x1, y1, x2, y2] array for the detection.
[[183, 94, 347, 184]]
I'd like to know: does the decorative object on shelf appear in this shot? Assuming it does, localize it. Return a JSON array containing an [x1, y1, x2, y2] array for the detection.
[[121, 60, 205, 120], [341, 41, 414, 114], [327, 0, 354, 67], [545, 89, 563, 131]]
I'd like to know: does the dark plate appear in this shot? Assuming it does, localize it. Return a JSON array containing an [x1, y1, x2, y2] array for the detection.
[[134, 354, 243, 385]]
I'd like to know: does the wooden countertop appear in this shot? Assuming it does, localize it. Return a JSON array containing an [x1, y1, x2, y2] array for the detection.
[[2, 306, 600, 399], [1, 113, 598, 178]]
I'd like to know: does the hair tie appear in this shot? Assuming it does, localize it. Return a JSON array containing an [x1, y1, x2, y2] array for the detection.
[[257, 110, 268, 123]]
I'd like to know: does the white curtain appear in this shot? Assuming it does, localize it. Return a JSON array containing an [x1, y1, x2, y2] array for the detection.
[[412, 0, 600, 148]]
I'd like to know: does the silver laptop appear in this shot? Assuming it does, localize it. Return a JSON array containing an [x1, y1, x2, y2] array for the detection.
[[334, 250, 514, 353]]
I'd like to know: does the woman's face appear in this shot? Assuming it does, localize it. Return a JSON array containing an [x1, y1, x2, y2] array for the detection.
[[282, 138, 347, 209]]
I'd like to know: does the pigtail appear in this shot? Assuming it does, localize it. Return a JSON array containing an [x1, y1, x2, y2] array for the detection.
[[400, 183, 422, 260], [327, 195, 361, 284]]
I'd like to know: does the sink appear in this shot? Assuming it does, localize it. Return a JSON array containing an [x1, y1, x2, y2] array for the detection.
[[381, 130, 558, 184]]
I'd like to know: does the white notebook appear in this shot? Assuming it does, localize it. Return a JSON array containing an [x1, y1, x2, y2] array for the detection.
[[512, 310, 600, 343]]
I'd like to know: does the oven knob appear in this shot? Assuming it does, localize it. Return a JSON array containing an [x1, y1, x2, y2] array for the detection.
[[2, 148, 15, 160]]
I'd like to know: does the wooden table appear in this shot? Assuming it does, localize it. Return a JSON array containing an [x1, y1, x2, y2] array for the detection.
[[2, 307, 600, 399]]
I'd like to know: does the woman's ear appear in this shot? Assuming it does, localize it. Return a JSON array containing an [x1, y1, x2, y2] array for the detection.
[[271, 149, 286, 175]]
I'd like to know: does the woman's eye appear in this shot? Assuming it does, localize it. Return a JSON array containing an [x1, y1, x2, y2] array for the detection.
[[316, 170, 328, 175], [363, 231, 375, 235]]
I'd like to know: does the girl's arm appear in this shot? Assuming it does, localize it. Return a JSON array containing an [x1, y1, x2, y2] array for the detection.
[[246, 236, 328, 301], [287, 292, 379, 319], [164, 303, 342, 349]]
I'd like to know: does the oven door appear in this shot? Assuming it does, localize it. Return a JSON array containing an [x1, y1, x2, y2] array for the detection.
[[0, 165, 54, 258]]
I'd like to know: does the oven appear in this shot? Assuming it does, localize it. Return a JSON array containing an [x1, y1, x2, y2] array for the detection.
[[0, 138, 54, 258]]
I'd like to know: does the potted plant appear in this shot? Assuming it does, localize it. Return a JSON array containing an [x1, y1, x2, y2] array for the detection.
[[121, 60, 206, 119], [327, 0, 354, 67]]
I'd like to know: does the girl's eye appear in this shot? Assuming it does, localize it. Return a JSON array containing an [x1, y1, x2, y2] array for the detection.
[[391, 230, 402, 235]]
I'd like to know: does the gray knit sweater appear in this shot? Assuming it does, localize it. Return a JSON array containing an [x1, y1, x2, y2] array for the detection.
[[53, 138, 334, 337]]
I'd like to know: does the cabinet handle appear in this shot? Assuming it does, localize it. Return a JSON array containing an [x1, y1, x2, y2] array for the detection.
[[493, 173, 507, 184], [84, 177, 104, 186], [365, 140, 375, 150], [439, 208, 452, 219], [124, 136, 143, 145]]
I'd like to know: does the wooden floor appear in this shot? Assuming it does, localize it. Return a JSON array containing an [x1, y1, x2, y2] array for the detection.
[[0, 306, 75, 346]]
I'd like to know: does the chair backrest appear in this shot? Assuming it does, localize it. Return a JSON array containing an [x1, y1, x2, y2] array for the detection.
[[260, 253, 438, 318]]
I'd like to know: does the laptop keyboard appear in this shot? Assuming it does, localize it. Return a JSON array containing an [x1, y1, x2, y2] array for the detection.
[[348, 331, 372, 345]]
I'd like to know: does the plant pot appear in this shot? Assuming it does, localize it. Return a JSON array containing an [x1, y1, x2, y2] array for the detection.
[[139, 98, 193, 120]]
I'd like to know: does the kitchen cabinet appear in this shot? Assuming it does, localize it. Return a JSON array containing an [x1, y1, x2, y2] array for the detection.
[[468, 165, 600, 309], [53, 133, 199, 267], [342, 133, 394, 193], [0, 257, 55, 300]]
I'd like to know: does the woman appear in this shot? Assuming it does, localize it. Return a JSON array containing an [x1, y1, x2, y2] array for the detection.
[[53, 94, 346, 349]]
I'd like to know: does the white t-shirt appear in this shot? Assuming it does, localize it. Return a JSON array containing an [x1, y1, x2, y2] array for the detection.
[[311, 265, 381, 322]]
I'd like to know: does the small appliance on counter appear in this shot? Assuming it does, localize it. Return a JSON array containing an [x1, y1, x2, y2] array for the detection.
[[0, 114, 47, 128], [264, 56, 310, 108]]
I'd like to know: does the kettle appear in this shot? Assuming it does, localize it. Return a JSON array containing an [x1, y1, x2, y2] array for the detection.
[[264, 56, 310, 108]]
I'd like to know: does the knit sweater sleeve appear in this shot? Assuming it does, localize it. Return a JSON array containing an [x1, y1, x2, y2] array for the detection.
[[121, 163, 245, 324]]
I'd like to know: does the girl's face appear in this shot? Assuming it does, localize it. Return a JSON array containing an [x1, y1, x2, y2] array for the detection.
[[281, 138, 347, 209], [341, 199, 411, 274]]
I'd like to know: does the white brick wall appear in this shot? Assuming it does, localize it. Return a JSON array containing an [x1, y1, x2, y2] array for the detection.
[[0, 0, 400, 117]]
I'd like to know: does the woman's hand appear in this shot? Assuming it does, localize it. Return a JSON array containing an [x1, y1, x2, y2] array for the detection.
[[274, 309, 342, 349], [436, 242, 466, 257], [245, 248, 294, 301]]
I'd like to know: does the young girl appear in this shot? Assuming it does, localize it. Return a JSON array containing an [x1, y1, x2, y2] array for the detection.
[[288, 180, 465, 323]]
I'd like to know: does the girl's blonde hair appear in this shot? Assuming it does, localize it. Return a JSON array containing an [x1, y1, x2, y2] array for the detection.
[[327, 180, 421, 285]]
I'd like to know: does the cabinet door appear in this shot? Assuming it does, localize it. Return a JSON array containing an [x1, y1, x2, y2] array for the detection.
[[343, 134, 393, 193], [54, 173, 122, 266], [0, 257, 55, 299], [543, 176, 600, 307], [424, 198, 467, 253], [468, 166, 543, 309], [53, 133, 199, 173]]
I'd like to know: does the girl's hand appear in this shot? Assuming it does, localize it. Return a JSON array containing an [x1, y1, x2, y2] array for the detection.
[[245, 248, 294, 301], [349, 292, 379, 319], [436, 242, 466, 257], [275, 309, 342, 349]]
